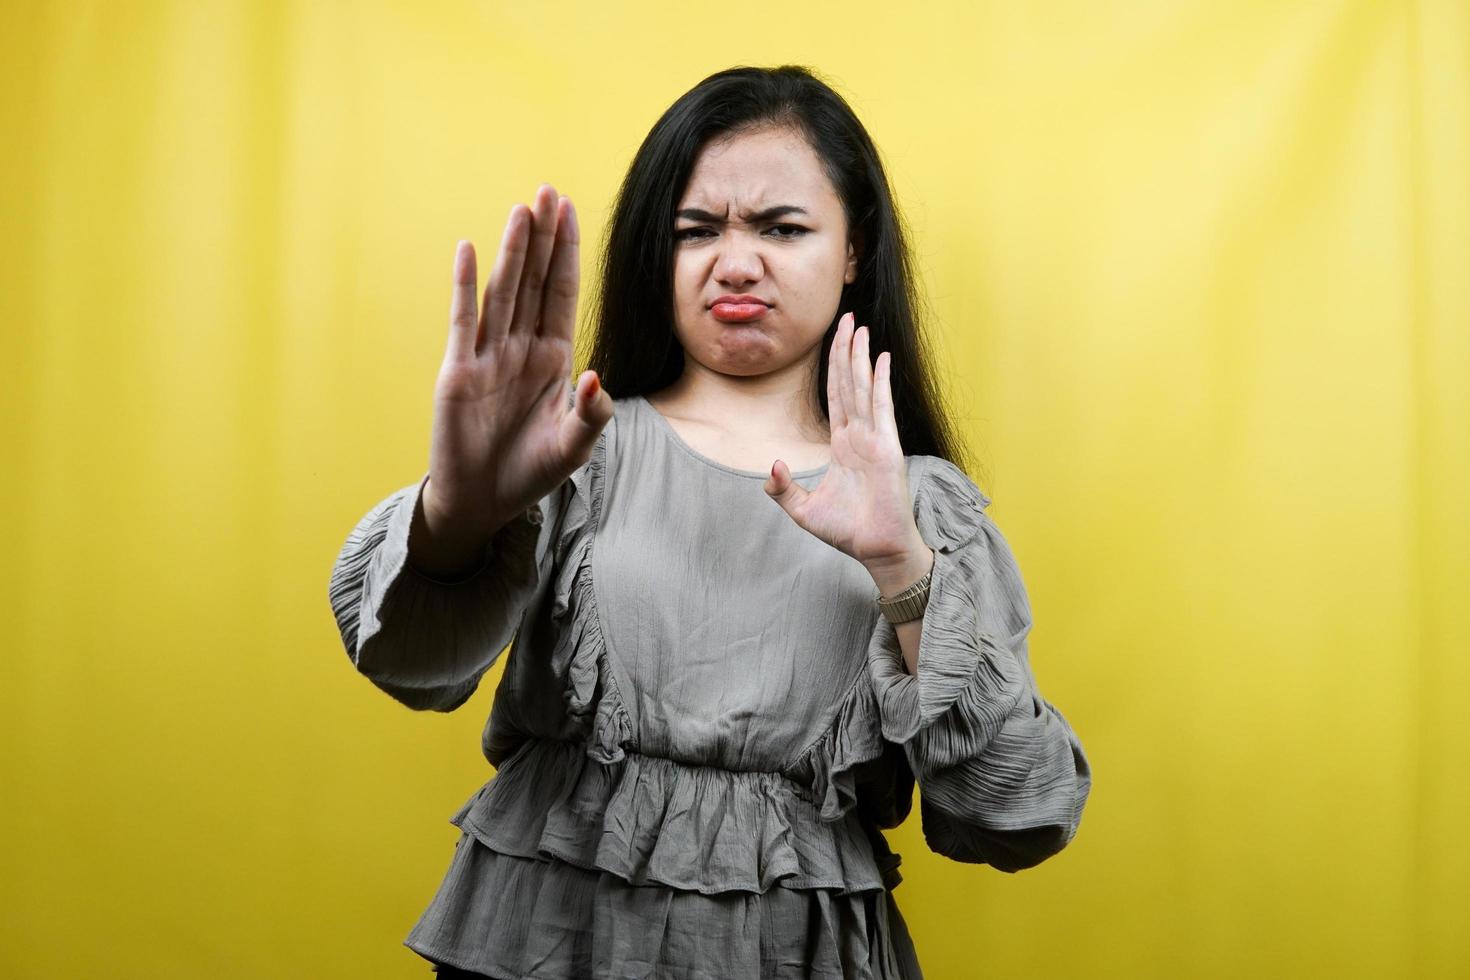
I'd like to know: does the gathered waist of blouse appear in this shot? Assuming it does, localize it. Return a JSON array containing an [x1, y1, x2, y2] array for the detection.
[[453, 733, 903, 895], [496, 733, 834, 805]]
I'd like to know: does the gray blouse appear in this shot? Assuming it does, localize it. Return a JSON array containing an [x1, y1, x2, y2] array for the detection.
[[327, 393, 1092, 979]]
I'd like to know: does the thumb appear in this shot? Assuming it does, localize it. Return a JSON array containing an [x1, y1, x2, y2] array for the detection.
[[764, 459, 812, 523], [560, 370, 613, 462]]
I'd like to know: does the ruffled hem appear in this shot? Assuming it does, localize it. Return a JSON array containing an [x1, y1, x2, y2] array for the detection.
[[781, 670, 896, 824], [549, 421, 638, 765], [555, 533, 637, 765], [405, 832, 922, 980], [452, 737, 887, 896]]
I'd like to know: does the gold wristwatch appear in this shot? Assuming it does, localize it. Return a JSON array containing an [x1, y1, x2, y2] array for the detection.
[[877, 556, 934, 624]]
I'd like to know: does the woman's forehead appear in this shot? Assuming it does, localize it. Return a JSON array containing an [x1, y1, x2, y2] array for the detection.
[[679, 130, 839, 212]]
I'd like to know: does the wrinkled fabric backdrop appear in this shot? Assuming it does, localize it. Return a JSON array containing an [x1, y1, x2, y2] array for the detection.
[[1, 1, 1466, 978]]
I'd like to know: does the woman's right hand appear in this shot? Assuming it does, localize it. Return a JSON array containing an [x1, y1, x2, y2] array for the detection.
[[418, 183, 613, 567]]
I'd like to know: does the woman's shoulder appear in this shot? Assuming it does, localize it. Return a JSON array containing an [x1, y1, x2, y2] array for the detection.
[[904, 453, 992, 553], [604, 393, 643, 440], [904, 454, 991, 508]]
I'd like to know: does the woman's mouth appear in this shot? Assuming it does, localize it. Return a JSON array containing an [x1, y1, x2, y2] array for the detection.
[[710, 303, 769, 323]]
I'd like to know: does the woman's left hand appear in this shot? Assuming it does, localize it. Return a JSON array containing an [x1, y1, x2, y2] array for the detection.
[[765, 312, 930, 581]]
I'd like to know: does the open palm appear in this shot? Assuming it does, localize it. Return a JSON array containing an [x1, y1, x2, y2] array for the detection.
[[425, 183, 613, 543], [765, 312, 923, 568]]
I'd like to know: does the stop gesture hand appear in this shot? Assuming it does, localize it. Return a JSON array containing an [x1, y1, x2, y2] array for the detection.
[[764, 312, 934, 596], [413, 184, 613, 577]]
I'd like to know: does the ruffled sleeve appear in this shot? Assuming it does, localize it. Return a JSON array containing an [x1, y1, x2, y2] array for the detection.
[[865, 456, 1093, 873], [325, 465, 575, 713]]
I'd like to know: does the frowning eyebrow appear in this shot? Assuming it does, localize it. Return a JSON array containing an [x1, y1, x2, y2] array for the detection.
[[675, 205, 809, 223]]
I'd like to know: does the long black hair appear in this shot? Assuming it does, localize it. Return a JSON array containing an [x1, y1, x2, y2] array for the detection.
[[581, 64, 972, 472]]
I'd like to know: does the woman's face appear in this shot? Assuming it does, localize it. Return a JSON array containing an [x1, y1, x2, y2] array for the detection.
[[671, 124, 858, 383]]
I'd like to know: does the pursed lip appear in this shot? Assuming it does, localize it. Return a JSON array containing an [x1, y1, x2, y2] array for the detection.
[[709, 294, 771, 308]]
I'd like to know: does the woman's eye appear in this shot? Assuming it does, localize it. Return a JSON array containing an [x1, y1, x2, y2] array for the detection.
[[675, 225, 810, 242]]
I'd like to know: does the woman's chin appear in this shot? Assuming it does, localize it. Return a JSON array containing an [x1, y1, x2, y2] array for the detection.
[[675, 319, 824, 377]]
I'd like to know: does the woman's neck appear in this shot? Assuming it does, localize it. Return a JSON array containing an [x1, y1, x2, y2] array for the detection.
[[644, 355, 832, 472], [649, 355, 829, 445]]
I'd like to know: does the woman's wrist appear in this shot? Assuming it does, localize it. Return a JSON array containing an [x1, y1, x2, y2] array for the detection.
[[864, 533, 935, 598], [409, 477, 499, 580]]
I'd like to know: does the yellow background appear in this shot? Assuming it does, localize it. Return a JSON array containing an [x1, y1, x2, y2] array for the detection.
[[3, 1, 1466, 977]]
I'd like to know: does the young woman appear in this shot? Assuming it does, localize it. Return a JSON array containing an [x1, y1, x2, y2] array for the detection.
[[329, 65, 1091, 979]]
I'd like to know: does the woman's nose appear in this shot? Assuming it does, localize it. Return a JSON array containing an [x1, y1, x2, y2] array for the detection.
[[712, 236, 764, 287]]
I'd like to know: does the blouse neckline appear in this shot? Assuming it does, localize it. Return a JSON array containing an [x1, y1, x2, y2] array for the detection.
[[633, 395, 831, 480]]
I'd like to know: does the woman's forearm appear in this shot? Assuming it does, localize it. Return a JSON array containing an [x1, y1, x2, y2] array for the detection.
[[866, 544, 935, 676]]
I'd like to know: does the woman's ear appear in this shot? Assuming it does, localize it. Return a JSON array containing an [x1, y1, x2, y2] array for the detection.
[[844, 228, 864, 284]]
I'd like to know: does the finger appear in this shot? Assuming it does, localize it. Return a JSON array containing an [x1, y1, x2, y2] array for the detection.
[[538, 195, 580, 341], [481, 204, 529, 347], [572, 369, 607, 422], [763, 458, 811, 515], [851, 324, 873, 425], [559, 369, 612, 462], [509, 183, 560, 335], [826, 314, 849, 429], [448, 240, 478, 361], [835, 312, 857, 424], [874, 351, 900, 444]]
